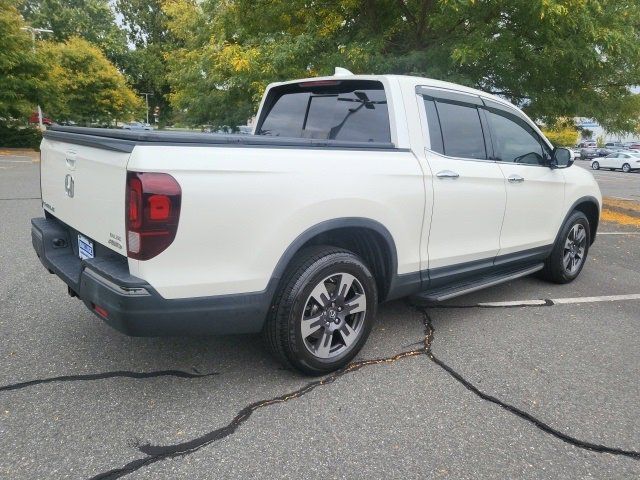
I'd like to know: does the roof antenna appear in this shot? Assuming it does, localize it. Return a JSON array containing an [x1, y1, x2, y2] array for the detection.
[[334, 67, 354, 76]]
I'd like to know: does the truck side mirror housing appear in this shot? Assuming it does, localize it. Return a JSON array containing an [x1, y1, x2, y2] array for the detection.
[[551, 147, 573, 169]]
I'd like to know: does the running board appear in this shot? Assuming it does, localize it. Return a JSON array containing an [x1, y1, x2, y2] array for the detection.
[[412, 263, 545, 303]]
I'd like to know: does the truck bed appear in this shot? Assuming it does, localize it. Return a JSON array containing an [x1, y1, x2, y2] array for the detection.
[[44, 126, 399, 153]]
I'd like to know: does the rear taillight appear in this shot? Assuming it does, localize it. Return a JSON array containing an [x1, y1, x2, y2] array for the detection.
[[126, 171, 181, 260]]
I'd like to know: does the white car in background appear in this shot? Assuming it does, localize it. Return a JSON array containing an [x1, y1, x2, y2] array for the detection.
[[122, 122, 153, 131], [591, 151, 640, 173], [568, 148, 580, 161]]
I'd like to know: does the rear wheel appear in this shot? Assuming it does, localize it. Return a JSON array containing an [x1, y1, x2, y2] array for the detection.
[[622, 163, 631, 173], [264, 246, 377, 375], [591, 161, 599, 170], [540, 211, 590, 284]]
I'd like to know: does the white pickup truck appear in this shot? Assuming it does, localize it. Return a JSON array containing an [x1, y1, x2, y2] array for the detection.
[[32, 71, 601, 374]]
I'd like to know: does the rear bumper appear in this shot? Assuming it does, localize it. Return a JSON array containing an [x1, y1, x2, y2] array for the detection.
[[31, 216, 269, 336]]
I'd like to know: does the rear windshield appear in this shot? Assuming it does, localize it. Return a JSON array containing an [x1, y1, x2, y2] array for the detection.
[[256, 80, 391, 143]]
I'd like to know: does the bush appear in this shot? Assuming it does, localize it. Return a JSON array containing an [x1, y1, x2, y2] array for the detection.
[[541, 125, 579, 147], [0, 124, 42, 149]]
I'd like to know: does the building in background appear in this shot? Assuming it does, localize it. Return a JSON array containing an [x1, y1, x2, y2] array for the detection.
[[575, 118, 639, 143]]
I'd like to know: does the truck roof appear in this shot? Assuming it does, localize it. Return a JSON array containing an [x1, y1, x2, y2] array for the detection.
[[269, 73, 516, 110]]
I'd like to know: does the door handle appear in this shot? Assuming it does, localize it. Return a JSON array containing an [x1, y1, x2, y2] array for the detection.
[[436, 170, 460, 179], [507, 174, 524, 183]]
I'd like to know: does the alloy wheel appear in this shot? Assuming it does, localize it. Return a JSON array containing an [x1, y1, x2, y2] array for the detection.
[[563, 224, 587, 275], [300, 273, 367, 359]]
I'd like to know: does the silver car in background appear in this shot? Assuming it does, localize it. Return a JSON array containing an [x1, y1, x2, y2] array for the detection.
[[122, 122, 153, 131]]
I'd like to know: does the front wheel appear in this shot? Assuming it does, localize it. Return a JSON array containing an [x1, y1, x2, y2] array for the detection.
[[540, 211, 590, 284], [264, 246, 378, 375], [622, 163, 631, 173], [591, 161, 599, 170]]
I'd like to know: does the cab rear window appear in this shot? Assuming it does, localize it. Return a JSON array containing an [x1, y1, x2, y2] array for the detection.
[[256, 80, 391, 143]]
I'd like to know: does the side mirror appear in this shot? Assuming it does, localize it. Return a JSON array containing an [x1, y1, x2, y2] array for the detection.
[[550, 147, 573, 169]]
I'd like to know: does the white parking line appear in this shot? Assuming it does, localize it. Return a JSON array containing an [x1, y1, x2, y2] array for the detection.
[[478, 293, 640, 307], [598, 232, 640, 235], [478, 299, 548, 307], [551, 294, 640, 304]]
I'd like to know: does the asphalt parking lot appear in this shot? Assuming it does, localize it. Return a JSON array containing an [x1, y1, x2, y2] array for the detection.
[[575, 159, 640, 200], [1, 154, 639, 479]]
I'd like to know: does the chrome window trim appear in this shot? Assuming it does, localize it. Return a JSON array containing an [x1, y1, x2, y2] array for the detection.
[[424, 148, 496, 164], [416, 85, 555, 167]]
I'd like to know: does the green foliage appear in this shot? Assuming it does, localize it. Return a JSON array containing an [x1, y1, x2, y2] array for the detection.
[[164, 0, 640, 132], [116, 0, 175, 125], [542, 120, 580, 147], [0, 123, 42, 148], [580, 128, 594, 140], [41, 37, 143, 124], [0, 0, 48, 120], [19, 0, 129, 69]]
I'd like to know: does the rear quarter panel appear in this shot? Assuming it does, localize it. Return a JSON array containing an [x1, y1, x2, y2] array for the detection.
[[127, 145, 424, 299]]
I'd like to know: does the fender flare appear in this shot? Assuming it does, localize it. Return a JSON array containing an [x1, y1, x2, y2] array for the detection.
[[265, 217, 399, 297], [555, 195, 601, 246]]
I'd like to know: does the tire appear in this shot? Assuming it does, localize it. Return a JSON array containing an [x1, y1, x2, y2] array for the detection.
[[264, 246, 378, 375], [622, 163, 631, 173], [591, 161, 599, 170], [540, 211, 590, 284]]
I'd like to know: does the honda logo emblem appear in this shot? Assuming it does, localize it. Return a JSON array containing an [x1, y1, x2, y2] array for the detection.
[[64, 174, 74, 198]]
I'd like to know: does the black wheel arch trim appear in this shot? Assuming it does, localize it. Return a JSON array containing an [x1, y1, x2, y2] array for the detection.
[[266, 217, 400, 302], [556, 195, 601, 246]]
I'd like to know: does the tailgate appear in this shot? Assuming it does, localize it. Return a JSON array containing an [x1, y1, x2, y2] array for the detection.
[[40, 136, 129, 255]]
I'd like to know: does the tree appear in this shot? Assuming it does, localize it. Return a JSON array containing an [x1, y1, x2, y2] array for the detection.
[[542, 120, 580, 147], [580, 128, 593, 140], [115, 0, 176, 125], [41, 37, 143, 124], [18, 0, 129, 70], [0, 0, 48, 120], [164, 0, 640, 132]]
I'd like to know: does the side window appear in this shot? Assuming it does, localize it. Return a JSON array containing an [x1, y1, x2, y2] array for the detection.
[[485, 109, 549, 166], [434, 101, 487, 159], [423, 98, 444, 154]]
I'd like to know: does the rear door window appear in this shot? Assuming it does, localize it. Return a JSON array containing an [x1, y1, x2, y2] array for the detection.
[[423, 98, 444, 154], [257, 81, 391, 143], [434, 101, 487, 159]]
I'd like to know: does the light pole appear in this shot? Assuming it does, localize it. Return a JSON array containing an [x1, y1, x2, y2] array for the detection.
[[21, 27, 53, 130], [141, 93, 153, 124]]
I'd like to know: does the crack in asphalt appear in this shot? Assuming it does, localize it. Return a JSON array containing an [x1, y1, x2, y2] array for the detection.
[[416, 306, 640, 462], [0, 369, 218, 393], [88, 348, 425, 479], [89, 303, 639, 479]]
